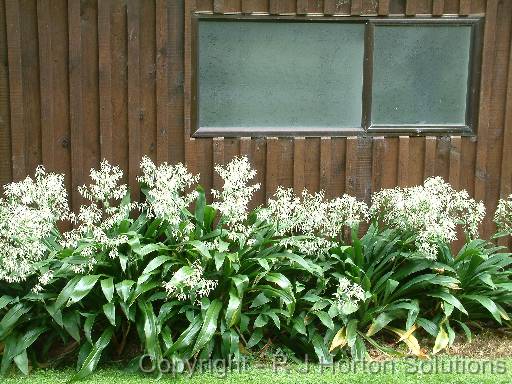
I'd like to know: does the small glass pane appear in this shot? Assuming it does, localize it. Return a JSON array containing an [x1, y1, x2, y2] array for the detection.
[[371, 25, 472, 126], [198, 20, 365, 130]]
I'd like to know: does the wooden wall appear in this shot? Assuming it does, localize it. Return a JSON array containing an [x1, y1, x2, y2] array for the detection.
[[0, 0, 511, 245]]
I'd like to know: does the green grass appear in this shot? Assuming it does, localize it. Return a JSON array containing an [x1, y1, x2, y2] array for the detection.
[[3, 358, 512, 384]]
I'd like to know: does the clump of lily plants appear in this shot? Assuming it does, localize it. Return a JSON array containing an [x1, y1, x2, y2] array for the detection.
[[0, 156, 510, 380]]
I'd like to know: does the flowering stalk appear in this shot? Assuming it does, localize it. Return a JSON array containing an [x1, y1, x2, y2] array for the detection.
[[495, 194, 512, 235], [62, 160, 134, 271], [211, 156, 260, 235], [259, 187, 368, 256], [138, 156, 199, 239], [0, 166, 69, 282], [370, 176, 485, 260]]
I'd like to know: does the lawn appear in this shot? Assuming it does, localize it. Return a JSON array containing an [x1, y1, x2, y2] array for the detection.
[[2, 358, 512, 384]]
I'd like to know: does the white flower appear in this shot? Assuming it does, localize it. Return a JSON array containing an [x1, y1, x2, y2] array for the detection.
[[259, 187, 368, 256], [78, 160, 127, 203], [0, 167, 69, 282], [495, 194, 512, 234], [62, 160, 133, 264], [164, 261, 217, 303], [334, 277, 365, 313], [211, 156, 260, 233], [138, 156, 199, 238], [370, 176, 485, 260], [32, 270, 54, 293]]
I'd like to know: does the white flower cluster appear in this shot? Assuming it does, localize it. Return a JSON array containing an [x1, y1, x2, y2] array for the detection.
[[211, 156, 260, 234], [0, 167, 69, 282], [32, 270, 54, 293], [495, 194, 512, 234], [138, 156, 199, 237], [259, 188, 368, 256], [370, 176, 486, 260], [164, 261, 217, 303], [63, 160, 133, 268], [334, 277, 365, 313]]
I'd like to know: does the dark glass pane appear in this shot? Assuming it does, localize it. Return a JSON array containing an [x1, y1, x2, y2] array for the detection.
[[371, 25, 471, 126], [198, 20, 365, 130]]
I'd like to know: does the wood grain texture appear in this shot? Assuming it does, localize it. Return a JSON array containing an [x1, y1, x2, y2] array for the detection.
[[0, 0, 508, 247], [242, 0, 269, 13], [323, 0, 350, 14], [0, 0, 11, 185]]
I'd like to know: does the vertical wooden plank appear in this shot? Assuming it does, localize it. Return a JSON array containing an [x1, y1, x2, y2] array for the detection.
[[408, 137, 424, 186], [432, 0, 444, 15], [223, 138, 240, 163], [242, 0, 269, 13], [214, 0, 241, 13], [239, 136, 251, 159], [484, 0, 512, 239], [127, 0, 142, 200], [324, 0, 350, 14], [459, 0, 470, 15], [20, 0, 41, 174], [0, 0, 11, 184], [500, 32, 512, 200], [81, 0, 100, 184], [140, 0, 156, 163], [250, 138, 266, 207], [305, 138, 320, 192], [293, 137, 305, 194], [37, 0, 71, 189], [380, 138, 398, 189], [329, 138, 346, 197], [6, 0, 28, 180], [460, 136, 476, 195], [345, 137, 357, 197], [424, 136, 437, 179], [156, 0, 169, 163], [196, 0, 214, 12], [398, 136, 409, 187], [474, 0, 498, 204], [389, 0, 406, 14], [449, 136, 462, 189], [68, 0, 100, 207], [111, 0, 129, 179], [266, 138, 293, 200], [442, 0, 459, 14], [297, 0, 323, 14], [320, 137, 331, 196], [359, 137, 372, 202], [351, 0, 362, 15], [269, 0, 296, 14], [213, 137, 224, 190], [406, 0, 432, 14], [362, 0, 378, 14], [296, 0, 308, 14], [470, 0, 484, 14], [346, 137, 372, 203], [378, 0, 390, 15], [37, 0, 55, 168], [68, 0, 83, 207], [371, 137, 385, 193], [436, 137, 451, 181], [98, 0, 113, 162], [169, 0, 185, 164]]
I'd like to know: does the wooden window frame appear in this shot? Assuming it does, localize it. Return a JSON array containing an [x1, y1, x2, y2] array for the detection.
[[191, 14, 484, 138]]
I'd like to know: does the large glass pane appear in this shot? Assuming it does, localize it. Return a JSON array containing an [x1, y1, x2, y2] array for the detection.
[[371, 25, 472, 126], [198, 20, 365, 130]]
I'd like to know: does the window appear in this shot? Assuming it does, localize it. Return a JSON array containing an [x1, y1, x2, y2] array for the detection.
[[192, 16, 483, 137]]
